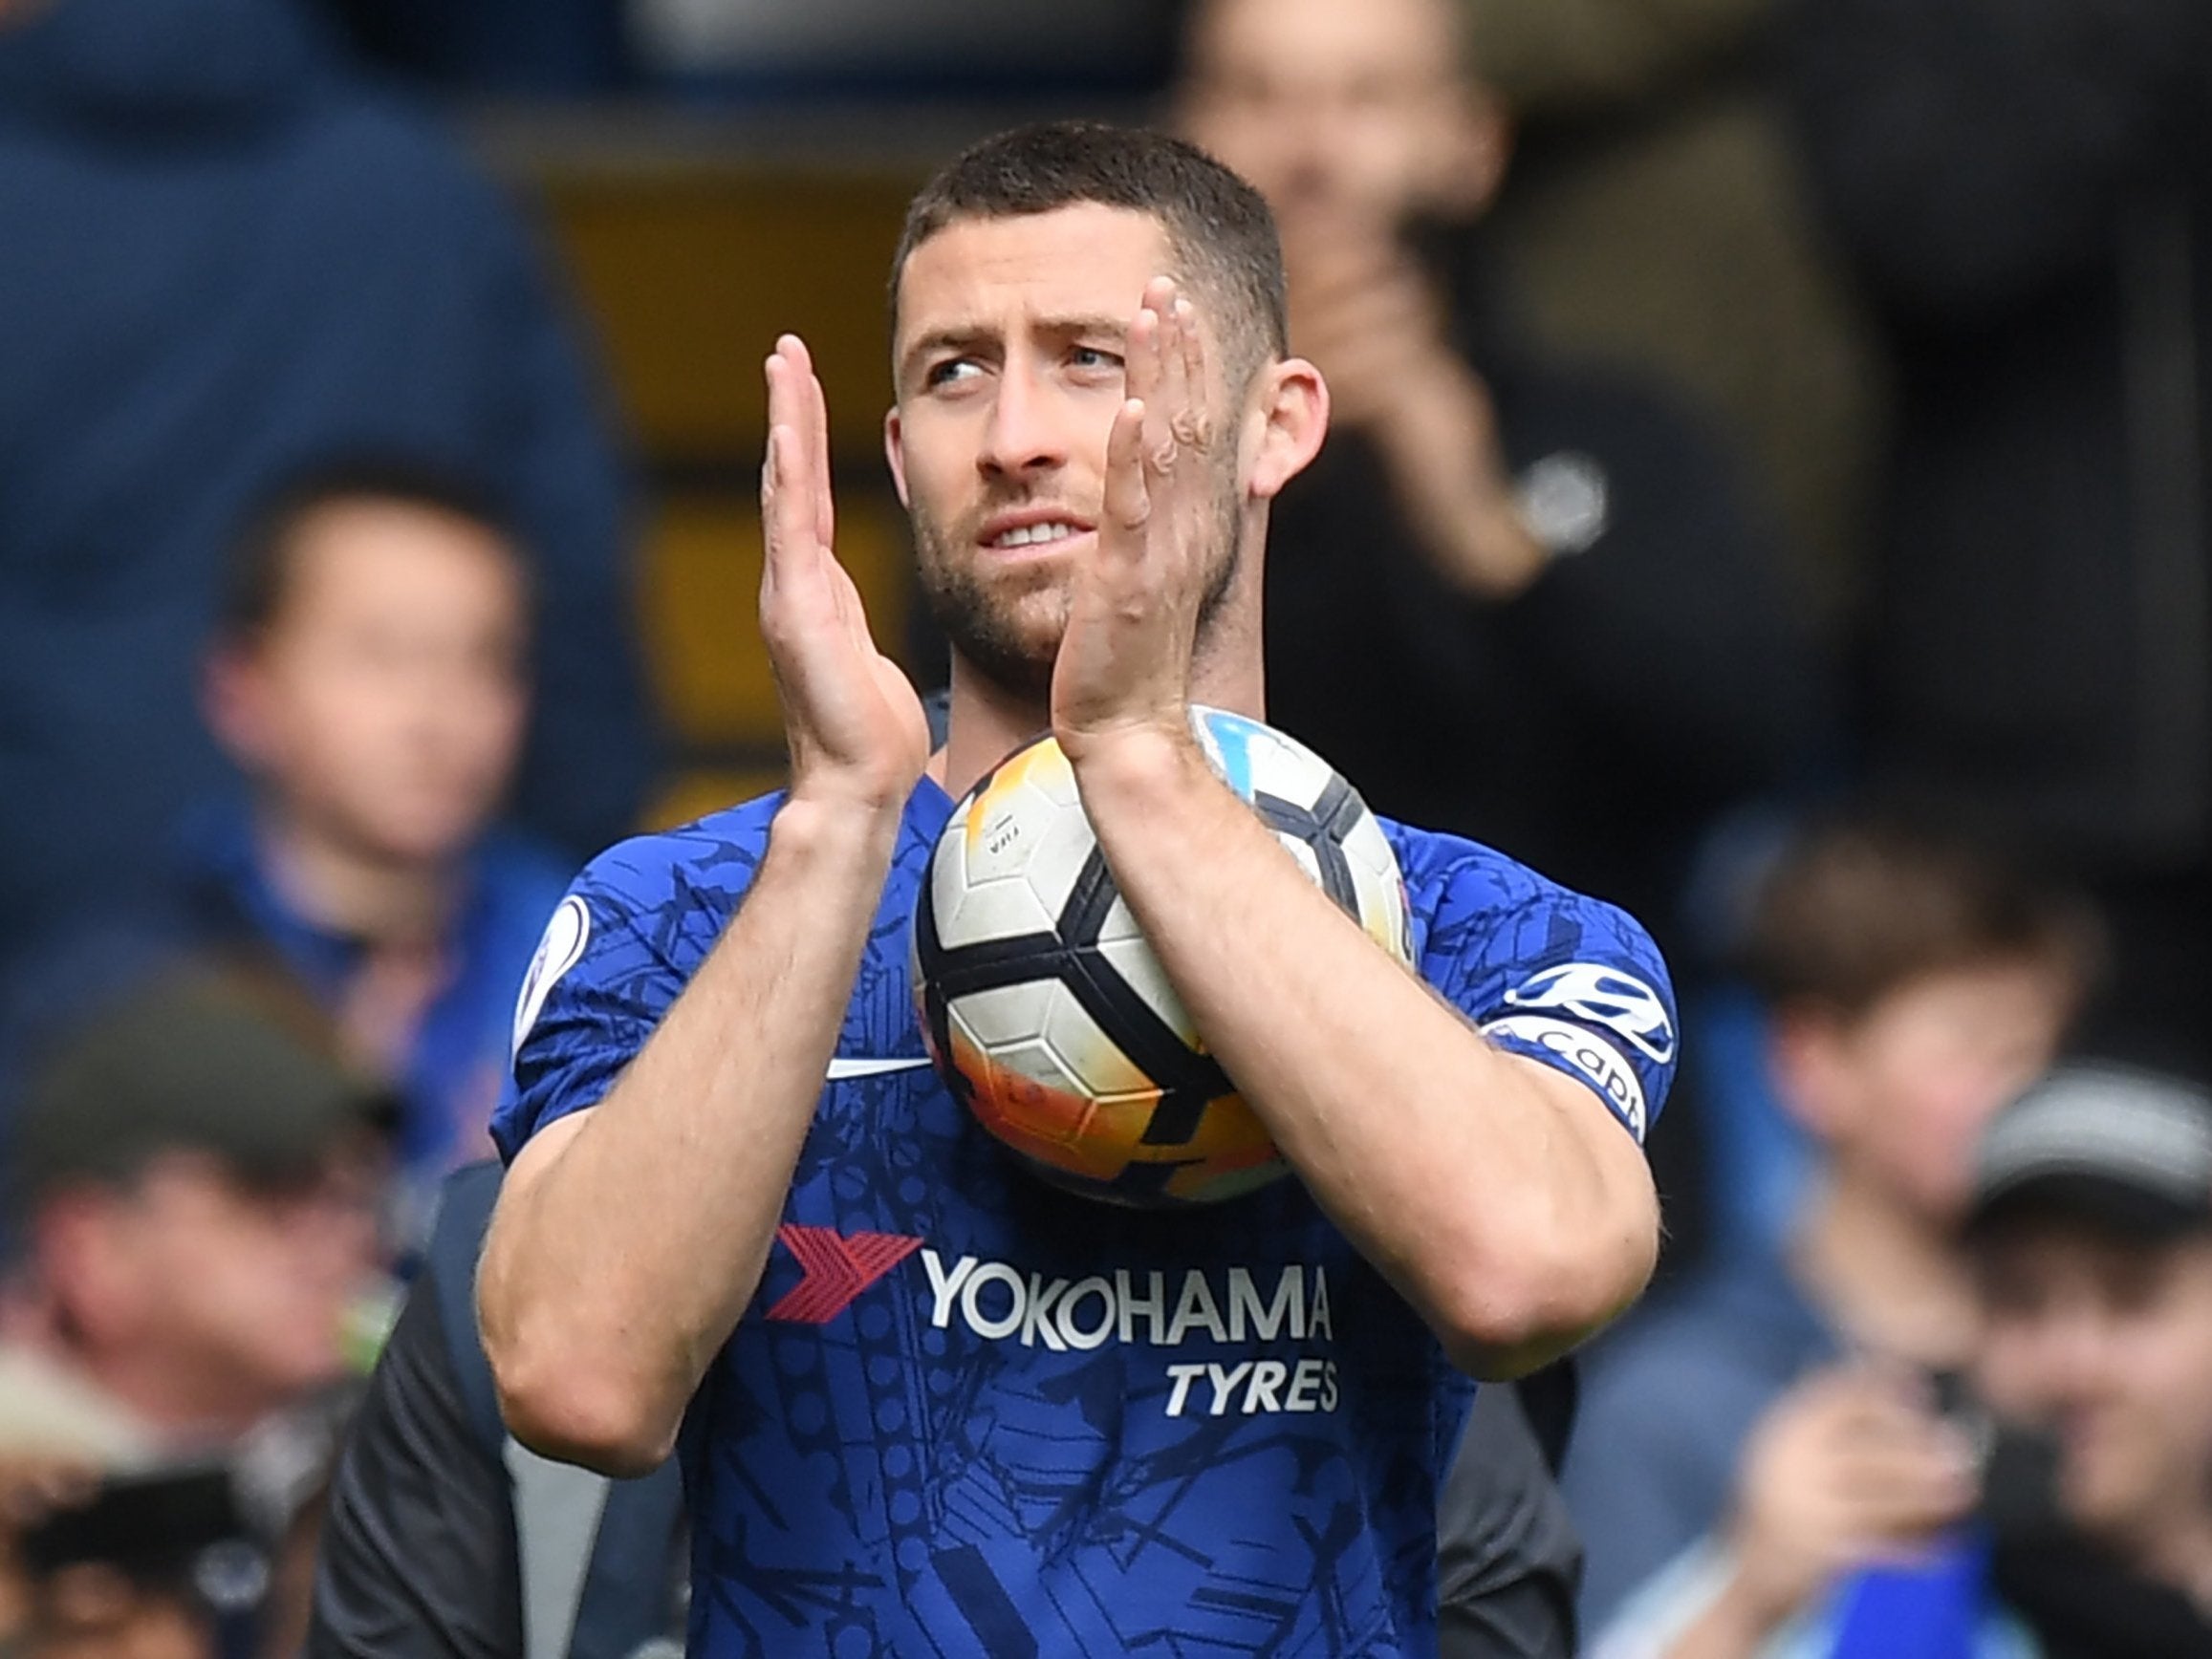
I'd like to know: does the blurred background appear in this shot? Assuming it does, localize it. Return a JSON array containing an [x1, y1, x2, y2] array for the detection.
[[1, 0, 2208, 1654], [326, 0, 1193, 828]]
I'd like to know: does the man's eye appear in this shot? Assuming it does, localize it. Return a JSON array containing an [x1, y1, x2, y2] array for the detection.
[[926, 359, 981, 388], [1070, 346, 1124, 372]]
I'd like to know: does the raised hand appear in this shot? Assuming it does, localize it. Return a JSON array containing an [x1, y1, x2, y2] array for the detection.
[[1724, 1368, 1980, 1633], [1051, 278, 1224, 762], [1276, 205, 1447, 431], [759, 335, 929, 813], [1276, 206, 1539, 598]]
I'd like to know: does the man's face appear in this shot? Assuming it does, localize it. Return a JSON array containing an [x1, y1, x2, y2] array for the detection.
[[1792, 963, 2071, 1223], [1975, 1223, 2212, 1543], [1181, 0, 1486, 225], [887, 204, 1245, 698], [218, 502, 529, 867], [91, 1150, 384, 1414]]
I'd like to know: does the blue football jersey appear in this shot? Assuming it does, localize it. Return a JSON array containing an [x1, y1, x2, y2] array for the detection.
[[494, 779, 1675, 1658]]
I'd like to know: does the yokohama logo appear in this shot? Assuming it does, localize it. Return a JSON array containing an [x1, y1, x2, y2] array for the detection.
[[760, 1232, 1342, 1417], [760, 1230, 1339, 1354], [765, 1225, 923, 1324], [921, 1252, 1333, 1352]]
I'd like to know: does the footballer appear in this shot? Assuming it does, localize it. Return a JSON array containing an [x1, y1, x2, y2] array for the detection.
[[479, 122, 1671, 1654]]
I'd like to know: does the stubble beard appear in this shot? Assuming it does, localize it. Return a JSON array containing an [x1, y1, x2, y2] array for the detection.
[[910, 468, 1247, 706]]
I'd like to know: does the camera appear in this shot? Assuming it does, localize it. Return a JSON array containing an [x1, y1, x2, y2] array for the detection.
[[17, 1460, 268, 1615]]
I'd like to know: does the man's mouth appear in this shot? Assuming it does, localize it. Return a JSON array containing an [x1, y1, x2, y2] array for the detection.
[[980, 512, 1094, 552]]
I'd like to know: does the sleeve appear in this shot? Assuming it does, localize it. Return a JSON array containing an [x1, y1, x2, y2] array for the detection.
[[306, 1238, 523, 1659], [489, 856, 691, 1162], [1421, 860, 1678, 1145]]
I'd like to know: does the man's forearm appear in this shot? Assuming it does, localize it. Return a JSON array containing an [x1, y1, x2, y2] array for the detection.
[[1071, 732, 1656, 1375], [479, 796, 901, 1472]]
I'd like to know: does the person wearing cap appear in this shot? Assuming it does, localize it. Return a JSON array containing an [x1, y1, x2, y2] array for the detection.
[[0, 969, 392, 1659], [1968, 1062, 2212, 1657]]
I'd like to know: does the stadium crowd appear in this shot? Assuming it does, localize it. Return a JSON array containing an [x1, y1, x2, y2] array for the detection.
[[0, 0, 2207, 1655]]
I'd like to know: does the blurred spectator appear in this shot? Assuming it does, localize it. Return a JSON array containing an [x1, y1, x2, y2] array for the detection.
[[0, 970, 392, 1659], [1453, 0, 1885, 629], [0, 0, 654, 995], [1180, 0, 1821, 961], [1561, 818, 2094, 1653], [1969, 1064, 2212, 1658], [1784, 0, 2212, 1050], [192, 460, 573, 1225]]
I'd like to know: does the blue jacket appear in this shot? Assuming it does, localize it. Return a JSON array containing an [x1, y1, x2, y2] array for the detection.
[[178, 798, 574, 1184], [0, 0, 651, 979]]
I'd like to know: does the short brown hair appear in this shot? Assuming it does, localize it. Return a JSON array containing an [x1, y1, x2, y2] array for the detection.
[[889, 120, 1288, 388], [1738, 816, 2104, 1019], [220, 455, 524, 639]]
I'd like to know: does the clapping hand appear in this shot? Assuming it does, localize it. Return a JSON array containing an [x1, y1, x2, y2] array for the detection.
[[759, 335, 930, 815], [1052, 279, 1225, 764]]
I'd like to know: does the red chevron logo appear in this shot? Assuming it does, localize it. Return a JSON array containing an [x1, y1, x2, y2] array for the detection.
[[766, 1225, 923, 1325]]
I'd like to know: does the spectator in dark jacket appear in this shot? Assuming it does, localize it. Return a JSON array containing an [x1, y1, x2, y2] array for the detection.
[[308, 1162, 685, 1659], [0, 0, 654, 993], [1181, 0, 1823, 958], [1452, 0, 1886, 632]]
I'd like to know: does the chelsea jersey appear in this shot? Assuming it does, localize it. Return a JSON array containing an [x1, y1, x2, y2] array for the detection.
[[494, 777, 1675, 1657]]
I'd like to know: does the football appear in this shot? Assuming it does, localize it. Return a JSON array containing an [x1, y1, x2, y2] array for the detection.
[[911, 706, 1413, 1207]]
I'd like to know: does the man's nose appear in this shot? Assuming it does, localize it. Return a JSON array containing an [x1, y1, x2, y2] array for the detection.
[[2037, 1298, 2114, 1395], [978, 363, 1069, 479]]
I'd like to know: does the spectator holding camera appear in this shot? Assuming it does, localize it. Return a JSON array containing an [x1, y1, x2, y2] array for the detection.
[[1562, 819, 2097, 1654], [1968, 1063, 2212, 1657], [0, 971, 392, 1659], [1, 972, 389, 1450]]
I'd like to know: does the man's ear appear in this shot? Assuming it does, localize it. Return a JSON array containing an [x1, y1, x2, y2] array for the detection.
[[201, 638, 274, 768], [33, 1190, 136, 1347], [1243, 356, 1329, 501], [1768, 1004, 1855, 1142], [883, 406, 911, 507]]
